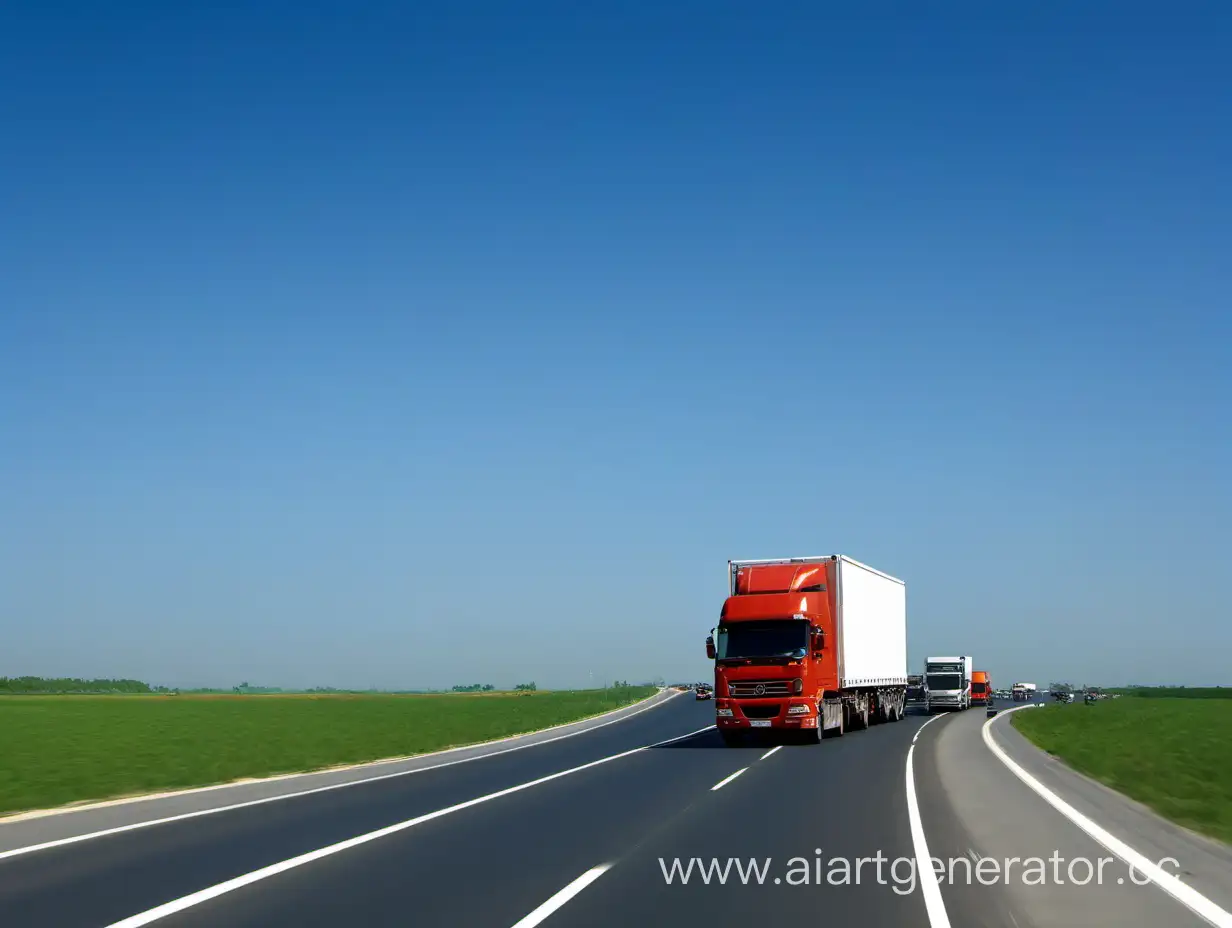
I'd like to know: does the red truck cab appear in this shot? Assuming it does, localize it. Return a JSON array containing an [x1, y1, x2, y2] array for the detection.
[[971, 671, 991, 706]]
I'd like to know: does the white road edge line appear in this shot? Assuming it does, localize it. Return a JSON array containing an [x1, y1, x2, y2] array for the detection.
[[99, 725, 714, 928], [0, 688, 681, 826], [509, 864, 612, 928], [711, 767, 748, 792], [984, 706, 1232, 928], [760, 745, 782, 760], [905, 741, 953, 928], [0, 692, 686, 863]]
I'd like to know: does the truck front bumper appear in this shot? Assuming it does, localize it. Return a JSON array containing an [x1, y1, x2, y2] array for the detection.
[[715, 698, 818, 729]]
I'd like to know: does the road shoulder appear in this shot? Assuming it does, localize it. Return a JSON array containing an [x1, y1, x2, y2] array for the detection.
[[993, 705, 1232, 916], [915, 706, 1209, 928]]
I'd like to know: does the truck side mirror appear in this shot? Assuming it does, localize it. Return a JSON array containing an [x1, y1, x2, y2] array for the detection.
[[705, 636, 715, 659]]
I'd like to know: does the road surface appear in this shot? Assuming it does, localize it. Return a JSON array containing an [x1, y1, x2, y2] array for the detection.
[[1, 694, 1228, 927]]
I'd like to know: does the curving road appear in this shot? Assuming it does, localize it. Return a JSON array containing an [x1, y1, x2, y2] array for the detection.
[[1, 692, 1228, 927]]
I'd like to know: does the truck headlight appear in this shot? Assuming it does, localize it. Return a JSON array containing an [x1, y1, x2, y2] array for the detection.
[[716, 708, 734, 717], [787, 704, 809, 715]]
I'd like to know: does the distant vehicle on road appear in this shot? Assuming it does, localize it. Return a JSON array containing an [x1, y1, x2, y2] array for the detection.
[[705, 554, 907, 744], [925, 655, 973, 712], [906, 674, 928, 703], [971, 670, 991, 706], [695, 685, 712, 700], [1012, 682, 1037, 702]]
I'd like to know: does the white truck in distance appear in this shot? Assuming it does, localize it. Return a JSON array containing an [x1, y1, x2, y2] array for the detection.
[[925, 655, 973, 712], [1012, 682, 1037, 702]]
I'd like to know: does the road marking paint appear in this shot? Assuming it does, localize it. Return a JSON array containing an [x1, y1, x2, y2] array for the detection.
[[912, 712, 945, 744], [984, 707, 1232, 928], [0, 696, 692, 863], [509, 864, 611, 928], [905, 742, 953, 928], [711, 768, 748, 791], [760, 746, 782, 760], [98, 726, 712, 928]]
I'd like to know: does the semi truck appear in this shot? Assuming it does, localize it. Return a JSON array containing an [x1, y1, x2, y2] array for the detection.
[[705, 554, 907, 745], [971, 670, 991, 706], [906, 673, 927, 703], [1012, 682, 1037, 702], [924, 655, 973, 711]]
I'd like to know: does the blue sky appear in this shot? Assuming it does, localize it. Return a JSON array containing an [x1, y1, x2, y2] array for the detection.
[[2, 1, 1229, 690]]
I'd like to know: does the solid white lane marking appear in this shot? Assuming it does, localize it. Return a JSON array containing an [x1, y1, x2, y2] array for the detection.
[[98, 726, 714, 928], [905, 742, 953, 928], [760, 745, 782, 760], [912, 712, 944, 744], [710, 767, 748, 792], [0, 693, 689, 863], [984, 707, 1232, 928], [509, 864, 611, 928]]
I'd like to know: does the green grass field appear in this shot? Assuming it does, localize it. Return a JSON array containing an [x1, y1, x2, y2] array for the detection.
[[0, 687, 658, 817], [1012, 697, 1232, 845]]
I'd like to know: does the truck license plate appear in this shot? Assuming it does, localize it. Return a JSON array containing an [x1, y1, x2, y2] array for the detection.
[[749, 720, 772, 728]]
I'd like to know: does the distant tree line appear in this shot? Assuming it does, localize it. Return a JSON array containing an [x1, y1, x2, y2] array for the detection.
[[0, 676, 158, 694], [452, 683, 496, 692]]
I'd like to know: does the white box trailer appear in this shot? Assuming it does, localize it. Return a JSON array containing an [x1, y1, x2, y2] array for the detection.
[[832, 556, 908, 688]]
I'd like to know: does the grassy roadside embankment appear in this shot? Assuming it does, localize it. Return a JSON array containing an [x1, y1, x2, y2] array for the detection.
[[0, 686, 658, 817], [1011, 694, 1232, 845]]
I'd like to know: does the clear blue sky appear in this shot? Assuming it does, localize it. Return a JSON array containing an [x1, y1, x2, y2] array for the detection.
[[2, 1, 1228, 690]]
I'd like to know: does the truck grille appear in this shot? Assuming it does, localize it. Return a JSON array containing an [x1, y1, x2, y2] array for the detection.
[[741, 704, 781, 719], [729, 680, 790, 697]]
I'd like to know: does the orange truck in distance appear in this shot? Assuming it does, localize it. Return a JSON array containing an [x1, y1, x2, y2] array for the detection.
[[705, 554, 908, 745], [971, 671, 991, 706]]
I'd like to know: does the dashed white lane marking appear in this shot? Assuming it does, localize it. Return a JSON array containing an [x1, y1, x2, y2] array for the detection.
[[711, 768, 749, 791], [984, 706, 1232, 928], [509, 864, 612, 928], [97, 725, 715, 928], [760, 746, 782, 760]]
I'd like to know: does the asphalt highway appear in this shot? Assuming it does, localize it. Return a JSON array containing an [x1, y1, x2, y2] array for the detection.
[[1, 694, 1228, 928]]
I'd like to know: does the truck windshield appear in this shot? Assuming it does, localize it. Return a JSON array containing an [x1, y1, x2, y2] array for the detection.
[[716, 621, 807, 660], [926, 673, 962, 690]]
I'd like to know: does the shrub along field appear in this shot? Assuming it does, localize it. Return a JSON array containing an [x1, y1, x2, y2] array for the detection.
[[1012, 696, 1232, 845], [0, 687, 658, 817]]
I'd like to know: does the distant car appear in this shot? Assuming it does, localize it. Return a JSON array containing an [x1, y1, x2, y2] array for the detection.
[[695, 687, 712, 700]]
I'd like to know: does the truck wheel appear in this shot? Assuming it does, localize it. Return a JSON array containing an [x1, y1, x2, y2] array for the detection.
[[720, 730, 742, 747]]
